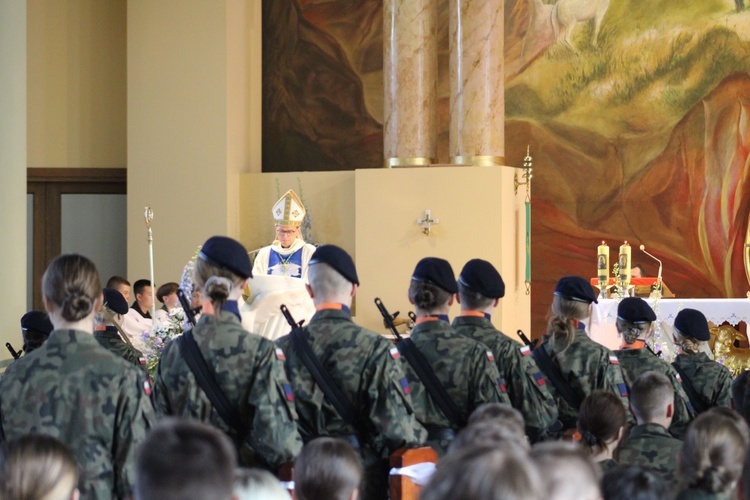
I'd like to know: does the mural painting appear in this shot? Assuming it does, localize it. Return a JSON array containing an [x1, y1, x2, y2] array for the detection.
[[263, 0, 750, 335]]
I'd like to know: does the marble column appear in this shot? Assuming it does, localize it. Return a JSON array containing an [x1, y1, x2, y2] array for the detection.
[[383, 0, 438, 168], [449, 0, 504, 166]]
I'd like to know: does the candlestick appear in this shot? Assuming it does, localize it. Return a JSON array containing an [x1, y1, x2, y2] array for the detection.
[[597, 241, 609, 297]]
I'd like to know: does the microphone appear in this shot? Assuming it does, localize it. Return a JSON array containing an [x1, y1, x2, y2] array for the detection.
[[639, 244, 663, 284]]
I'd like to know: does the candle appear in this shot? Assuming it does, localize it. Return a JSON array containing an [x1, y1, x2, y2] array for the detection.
[[619, 241, 631, 288], [597, 241, 609, 286]]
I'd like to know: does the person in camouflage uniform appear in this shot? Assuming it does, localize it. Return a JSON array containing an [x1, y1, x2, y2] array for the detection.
[[613, 297, 693, 438], [153, 236, 302, 471], [401, 257, 508, 456], [534, 276, 631, 428], [0, 254, 154, 500], [94, 287, 148, 372], [452, 259, 560, 441], [276, 245, 425, 500], [671, 309, 732, 411], [618, 371, 682, 491]]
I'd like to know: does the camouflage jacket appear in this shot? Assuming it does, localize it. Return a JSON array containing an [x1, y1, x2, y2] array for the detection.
[[0, 329, 154, 500], [152, 311, 302, 469], [614, 347, 693, 438], [452, 315, 559, 441], [618, 423, 682, 487], [672, 353, 732, 410], [275, 307, 426, 458], [94, 326, 148, 373], [403, 318, 508, 455], [538, 328, 631, 427]]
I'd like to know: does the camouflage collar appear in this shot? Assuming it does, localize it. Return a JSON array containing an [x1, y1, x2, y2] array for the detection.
[[451, 315, 492, 328], [629, 422, 672, 438], [47, 329, 101, 346]]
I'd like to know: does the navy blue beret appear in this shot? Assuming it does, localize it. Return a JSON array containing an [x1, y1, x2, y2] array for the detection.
[[199, 236, 252, 279], [20, 311, 53, 336], [458, 259, 505, 299], [617, 297, 656, 323], [102, 288, 129, 315], [309, 244, 359, 285], [554, 276, 598, 304], [412, 257, 457, 294], [674, 308, 710, 341]]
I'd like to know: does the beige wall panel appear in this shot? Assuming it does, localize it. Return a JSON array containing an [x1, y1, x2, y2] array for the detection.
[[354, 167, 529, 339], [0, 0, 27, 367], [128, 0, 230, 285], [27, 0, 126, 168]]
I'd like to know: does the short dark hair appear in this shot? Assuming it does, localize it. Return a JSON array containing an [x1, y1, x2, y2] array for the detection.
[[133, 279, 152, 296], [106, 275, 130, 289], [457, 282, 495, 311], [631, 263, 647, 276], [602, 465, 669, 500], [135, 418, 236, 500], [294, 438, 362, 500], [156, 282, 179, 303]]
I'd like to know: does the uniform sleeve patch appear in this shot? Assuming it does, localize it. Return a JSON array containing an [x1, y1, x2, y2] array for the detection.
[[139, 357, 147, 365], [675, 373, 682, 382], [283, 383, 295, 402], [609, 355, 620, 365], [400, 377, 411, 395], [486, 351, 495, 362], [143, 380, 152, 396], [390, 347, 400, 360], [498, 378, 508, 393], [533, 371, 546, 386], [520, 345, 531, 356], [617, 383, 628, 397], [275, 348, 286, 361]]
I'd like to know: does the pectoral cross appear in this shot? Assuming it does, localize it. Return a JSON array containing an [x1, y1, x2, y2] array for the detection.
[[417, 210, 439, 236]]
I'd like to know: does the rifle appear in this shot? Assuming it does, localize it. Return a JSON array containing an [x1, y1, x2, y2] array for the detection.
[[177, 288, 202, 328], [5, 342, 21, 360], [374, 297, 403, 341], [281, 304, 305, 331], [517, 329, 538, 349]]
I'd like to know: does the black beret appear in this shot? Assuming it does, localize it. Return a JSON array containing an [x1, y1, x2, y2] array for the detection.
[[617, 297, 656, 323], [103, 288, 129, 315], [309, 244, 359, 285], [458, 259, 505, 299], [674, 308, 710, 341], [412, 257, 457, 294], [20, 311, 53, 336], [199, 236, 252, 279], [554, 276, 598, 304]]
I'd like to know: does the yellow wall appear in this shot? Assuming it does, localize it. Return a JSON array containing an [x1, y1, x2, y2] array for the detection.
[[0, 0, 28, 367], [27, 0, 126, 168]]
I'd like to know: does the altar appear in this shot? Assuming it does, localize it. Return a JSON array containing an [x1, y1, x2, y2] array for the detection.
[[589, 298, 750, 354]]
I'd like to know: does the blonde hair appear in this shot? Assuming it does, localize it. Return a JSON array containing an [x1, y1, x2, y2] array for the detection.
[[546, 295, 590, 351], [616, 319, 652, 344], [0, 434, 79, 500], [195, 257, 245, 317], [674, 331, 702, 354]]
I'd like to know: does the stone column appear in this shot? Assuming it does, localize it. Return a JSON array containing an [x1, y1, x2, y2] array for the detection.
[[0, 0, 27, 366], [383, 0, 438, 168], [449, 0, 504, 166]]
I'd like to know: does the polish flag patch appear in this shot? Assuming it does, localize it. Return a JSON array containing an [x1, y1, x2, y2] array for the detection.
[[675, 373, 683, 382], [520, 345, 531, 356], [275, 348, 286, 361], [139, 357, 147, 365], [486, 351, 495, 362], [609, 355, 620, 365], [390, 347, 400, 360], [143, 380, 152, 396], [400, 377, 411, 395], [283, 383, 295, 402], [533, 371, 546, 386]]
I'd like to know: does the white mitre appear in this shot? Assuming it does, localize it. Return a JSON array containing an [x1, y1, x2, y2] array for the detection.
[[272, 189, 306, 227]]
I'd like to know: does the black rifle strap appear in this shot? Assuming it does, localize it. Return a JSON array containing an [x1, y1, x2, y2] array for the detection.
[[290, 329, 357, 426], [397, 338, 464, 428], [532, 345, 583, 411], [178, 330, 252, 445], [671, 362, 707, 414]]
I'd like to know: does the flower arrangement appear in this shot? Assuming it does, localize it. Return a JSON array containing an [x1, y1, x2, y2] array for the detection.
[[143, 307, 186, 377]]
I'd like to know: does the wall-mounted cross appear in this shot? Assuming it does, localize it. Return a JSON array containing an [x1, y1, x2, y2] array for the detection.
[[417, 209, 439, 236]]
